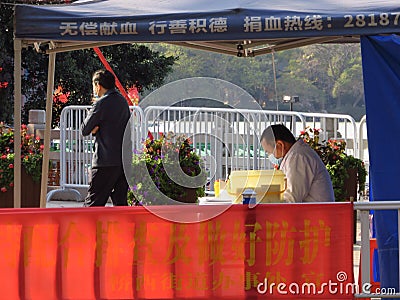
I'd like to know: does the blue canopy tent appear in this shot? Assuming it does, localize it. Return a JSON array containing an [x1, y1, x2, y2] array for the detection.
[[13, 0, 400, 294], [13, 0, 400, 54]]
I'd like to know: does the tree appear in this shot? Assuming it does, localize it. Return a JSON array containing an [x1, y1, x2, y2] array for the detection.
[[332, 61, 364, 107], [287, 44, 363, 112], [0, 1, 17, 124], [101, 44, 176, 93], [22, 45, 176, 127], [1, 0, 73, 124], [0, 1, 177, 127], [276, 75, 327, 112], [148, 43, 277, 108]]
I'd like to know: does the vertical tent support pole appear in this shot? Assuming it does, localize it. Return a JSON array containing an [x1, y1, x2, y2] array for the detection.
[[13, 39, 22, 208], [40, 50, 56, 207]]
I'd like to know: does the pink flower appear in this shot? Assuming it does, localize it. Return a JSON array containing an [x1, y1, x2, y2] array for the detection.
[[1, 187, 7, 193], [9, 164, 13, 169]]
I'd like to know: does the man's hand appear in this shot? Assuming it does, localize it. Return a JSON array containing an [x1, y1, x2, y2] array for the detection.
[[91, 126, 99, 135]]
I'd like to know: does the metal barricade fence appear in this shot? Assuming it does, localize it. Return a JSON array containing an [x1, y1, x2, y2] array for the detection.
[[59, 106, 91, 190], [358, 115, 369, 192], [300, 112, 359, 157], [56, 105, 144, 194], [354, 201, 400, 298], [144, 106, 306, 188], [51, 105, 365, 199], [358, 115, 368, 162]]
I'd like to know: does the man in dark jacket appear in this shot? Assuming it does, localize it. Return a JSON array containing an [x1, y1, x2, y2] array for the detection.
[[81, 69, 131, 206]]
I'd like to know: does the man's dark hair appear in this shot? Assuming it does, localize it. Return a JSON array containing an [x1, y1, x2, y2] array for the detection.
[[92, 69, 116, 90], [261, 124, 296, 145]]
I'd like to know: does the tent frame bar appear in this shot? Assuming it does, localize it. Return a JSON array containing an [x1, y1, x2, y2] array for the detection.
[[40, 50, 56, 207], [170, 36, 350, 57]]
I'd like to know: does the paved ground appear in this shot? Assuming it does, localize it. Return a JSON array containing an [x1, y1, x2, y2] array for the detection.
[[46, 200, 85, 208], [46, 199, 112, 208]]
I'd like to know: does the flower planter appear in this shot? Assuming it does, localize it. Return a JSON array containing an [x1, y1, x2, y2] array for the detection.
[[173, 187, 198, 204], [129, 133, 206, 206], [344, 167, 358, 244], [0, 169, 41, 208], [1, 123, 44, 208], [299, 127, 367, 203], [344, 167, 358, 201]]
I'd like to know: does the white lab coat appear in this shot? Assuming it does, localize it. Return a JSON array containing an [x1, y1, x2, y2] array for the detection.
[[280, 139, 335, 203]]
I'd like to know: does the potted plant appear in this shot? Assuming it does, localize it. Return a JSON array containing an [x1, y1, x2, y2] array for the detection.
[[299, 127, 367, 202], [0, 123, 44, 207], [128, 132, 206, 205]]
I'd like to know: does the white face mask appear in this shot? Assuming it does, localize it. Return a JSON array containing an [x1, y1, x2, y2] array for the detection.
[[268, 154, 283, 166], [268, 142, 284, 167]]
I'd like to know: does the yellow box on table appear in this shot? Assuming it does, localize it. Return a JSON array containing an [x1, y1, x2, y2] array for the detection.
[[226, 170, 286, 204]]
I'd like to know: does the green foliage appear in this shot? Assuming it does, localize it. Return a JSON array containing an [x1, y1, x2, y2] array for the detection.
[[332, 62, 364, 111], [276, 75, 327, 111], [284, 44, 364, 113], [150, 43, 365, 119], [0, 2, 16, 125], [148, 43, 276, 107], [20, 45, 176, 127], [1, 1, 76, 125], [0, 1, 177, 127], [103, 44, 176, 92], [128, 133, 206, 205], [0, 123, 44, 193], [299, 127, 367, 201]]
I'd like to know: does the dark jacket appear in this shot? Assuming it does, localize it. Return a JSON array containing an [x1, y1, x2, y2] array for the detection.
[[81, 89, 131, 167]]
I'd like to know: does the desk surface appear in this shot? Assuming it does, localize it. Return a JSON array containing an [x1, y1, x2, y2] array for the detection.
[[199, 189, 235, 205]]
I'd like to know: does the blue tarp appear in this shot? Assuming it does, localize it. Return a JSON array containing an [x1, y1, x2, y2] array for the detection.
[[14, 0, 400, 42], [361, 34, 400, 294]]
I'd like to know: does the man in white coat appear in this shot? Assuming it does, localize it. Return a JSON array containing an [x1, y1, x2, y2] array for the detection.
[[260, 124, 335, 203]]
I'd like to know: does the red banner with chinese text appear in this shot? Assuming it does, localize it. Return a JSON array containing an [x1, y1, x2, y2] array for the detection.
[[0, 203, 353, 299]]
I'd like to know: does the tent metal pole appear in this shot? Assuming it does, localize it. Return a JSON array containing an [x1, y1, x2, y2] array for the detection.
[[40, 51, 56, 207], [45, 41, 125, 54], [13, 39, 22, 208]]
